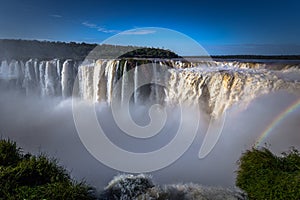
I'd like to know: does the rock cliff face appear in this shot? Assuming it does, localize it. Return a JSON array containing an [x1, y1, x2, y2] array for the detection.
[[1, 58, 299, 117]]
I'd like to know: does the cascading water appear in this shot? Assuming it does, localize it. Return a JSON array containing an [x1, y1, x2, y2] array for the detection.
[[106, 60, 116, 104], [39, 61, 46, 97], [93, 60, 107, 102], [45, 60, 57, 96], [0, 58, 299, 117], [14, 61, 24, 88], [1, 56, 300, 193], [61, 60, 74, 98], [121, 60, 128, 105], [24, 59, 36, 95], [151, 60, 160, 103], [75, 59, 300, 117], [0, 60, 9, 77], [134, 62, 139, 103]]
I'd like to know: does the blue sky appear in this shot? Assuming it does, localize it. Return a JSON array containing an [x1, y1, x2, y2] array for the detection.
[[0, 0, 300, 55]]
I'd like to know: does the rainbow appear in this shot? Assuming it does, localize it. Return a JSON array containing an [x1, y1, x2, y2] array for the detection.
[[254, 98, 300, 148]]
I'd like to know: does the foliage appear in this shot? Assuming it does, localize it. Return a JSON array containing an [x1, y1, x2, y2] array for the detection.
[[236, 147, 300, 200], [119, 48, 179, 58], [0, 39, 179, 61], [10, 182, 94, 200], [0, 139, 22, 167], [0, 39, 95, 61], [0, 139, 96, 200]]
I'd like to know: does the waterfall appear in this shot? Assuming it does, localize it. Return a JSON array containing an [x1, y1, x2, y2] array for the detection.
[[114, 60, 120, 83], [1, 58, 299, 117], [56, 59, 62, 96], [79, 64, 94, 100], [15, 61, 24, 88], [106, 60, 116, 104], [114, 60, 120, 102], [61, 60, 74, 98], [134, 62, 139, 103], [93, 60, 107, 102], [33, 60, 39, 84], [24, 59, 36, 95], [151, 60, 160, 103], [166, 67, 300, 117], [45, 61, 57, 96], [38, 61, 45, 96], [121, 60, 128, 105], [0, 60, 9, 76]]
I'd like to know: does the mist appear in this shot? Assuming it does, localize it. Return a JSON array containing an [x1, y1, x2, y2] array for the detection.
[[0, 89, 299, 191]]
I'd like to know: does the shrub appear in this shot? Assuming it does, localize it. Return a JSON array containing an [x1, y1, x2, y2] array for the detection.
[[13, 182, 94, 200], [0, 139, 96, 200], [0, 139, 22, 167], [0, 155, 69, 187], [236, 147, 300, 199]]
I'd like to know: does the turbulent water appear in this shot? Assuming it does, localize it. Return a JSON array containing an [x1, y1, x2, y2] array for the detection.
[[0, 58, 300, 194], [1, 58, 299, 117], [100, 174, 246, 200]]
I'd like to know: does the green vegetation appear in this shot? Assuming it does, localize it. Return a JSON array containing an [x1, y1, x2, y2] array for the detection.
[[236, 147, 300, 200], [2, 39, 300, 62], [211, 55, 300, 60], [0, 39, 96, 61], [0, 139, 96, 200], [0, 39, 179, 61], [119, 48, 179, 58], [1, 137, 300, 199]]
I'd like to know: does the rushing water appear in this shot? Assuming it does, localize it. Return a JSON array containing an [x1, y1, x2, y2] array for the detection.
[[0, 58, 299, 189], [1, 58, 299, 117]]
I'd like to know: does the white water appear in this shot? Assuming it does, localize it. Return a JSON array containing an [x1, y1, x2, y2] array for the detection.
[[0, 58, 299, 190], [0, 58, 299, 117], [77, 59, 300, 117], [134, 62, 139, 103], [39, 61, 46, 97], [45, 60, 57, 96], [61, 60, 74, 98], [121, 60, 128, 104], [106, 60, 116, 104]]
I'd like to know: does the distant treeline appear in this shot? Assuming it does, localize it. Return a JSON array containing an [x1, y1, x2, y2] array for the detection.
[[0, 39, 96, 60], [210, 55, 300, 60], [0, 39, 179, 61], [1, 39, 299, 61]]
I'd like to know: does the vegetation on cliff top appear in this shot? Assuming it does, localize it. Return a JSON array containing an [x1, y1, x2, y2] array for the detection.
[[2, 39, 299, 62], [0, 39, 179, 61]]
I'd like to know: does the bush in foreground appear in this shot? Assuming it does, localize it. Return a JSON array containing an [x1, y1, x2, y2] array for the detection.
[[0, 139, 96, 200], [236, 147, 300, 199], [0, 139, 22, 167]]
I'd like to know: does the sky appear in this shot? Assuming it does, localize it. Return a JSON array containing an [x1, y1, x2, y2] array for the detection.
[[0, 0, 300, 55]]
